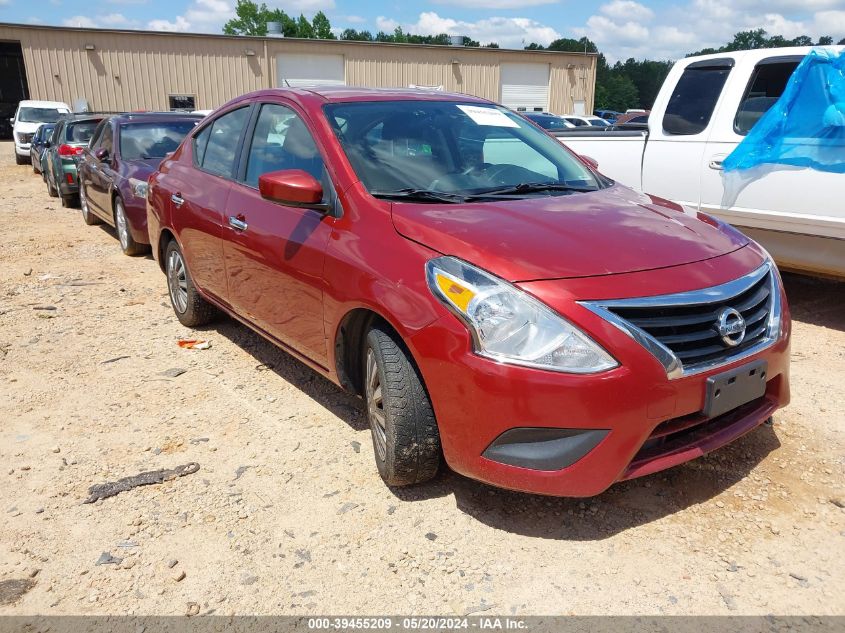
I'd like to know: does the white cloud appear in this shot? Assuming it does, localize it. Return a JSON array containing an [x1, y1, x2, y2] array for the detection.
[[145, 0, 334, 34], [376, 11, 560, 48], [431, 0, 558, 8], [574, 0, 845, 62], [106, 0, 148, 4], [62, 16, 99, 28], [340, 14, 366, 24], [62, 12, 137, 28], [0, 0, 11, 5], [599, 0, 654, 21]]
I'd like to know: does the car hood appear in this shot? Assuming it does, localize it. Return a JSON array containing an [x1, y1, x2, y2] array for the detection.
[[390, 184, 749, 282], [14, 122, 42, 136]]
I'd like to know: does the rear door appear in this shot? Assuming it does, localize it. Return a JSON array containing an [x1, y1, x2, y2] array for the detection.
[[223, 101, 334, 365], [699, 53, 845, 242], [87, 122, 115, 216], [169, 105, 252, 305], [641, 58, 734, 205]]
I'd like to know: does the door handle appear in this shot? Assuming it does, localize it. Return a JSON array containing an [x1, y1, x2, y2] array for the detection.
[[228, 215, 248, 231], [709, 156, 725, 170], [171, 193, 184, 207]]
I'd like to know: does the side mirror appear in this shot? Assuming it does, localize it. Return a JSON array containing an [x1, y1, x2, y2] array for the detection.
[[94, 148, 109, 162], [9, 118, 14, 124], [44, 141, 51, 148], [579, 154, 599, 171], [259, 169, 327, 210]]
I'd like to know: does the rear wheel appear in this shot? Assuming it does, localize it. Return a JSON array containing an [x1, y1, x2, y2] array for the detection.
[[61, 194, 77, 208], [164, 239, 215, 327], [364, 325, 441, 486], [79, 185, 101, 225], [114, 197, 147, 256], [47, 172, 58, 198]]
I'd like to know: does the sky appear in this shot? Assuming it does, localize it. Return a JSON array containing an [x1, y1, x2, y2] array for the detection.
[[2, 0, 844, 62]]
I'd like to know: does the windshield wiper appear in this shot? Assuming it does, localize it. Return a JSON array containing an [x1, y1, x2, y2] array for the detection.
[[371, 188, 466, 204], [468, 182, 597, 198]]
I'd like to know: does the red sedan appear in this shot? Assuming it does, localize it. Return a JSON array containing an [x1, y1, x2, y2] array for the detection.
[[147, 87, 790, 497]]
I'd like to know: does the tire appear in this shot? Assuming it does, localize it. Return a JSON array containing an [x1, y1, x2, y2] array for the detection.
[[61, 194, 78, 208], [15, 152, 28, 165], [47, 172, 58, 198], [114, 197, 147, 256], [164, 239, 216, 327], [79, 185, 101, 225], [364, 325, 441, 486]]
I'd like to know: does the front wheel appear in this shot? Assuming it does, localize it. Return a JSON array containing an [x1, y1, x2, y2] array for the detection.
[[164, 240, 216, 327], [364, 325, 441, 487], [15, 152, 28, 165], [114, 197, 147, 256]]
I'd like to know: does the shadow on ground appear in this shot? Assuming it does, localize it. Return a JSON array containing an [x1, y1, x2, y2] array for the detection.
[[781, 272, 844, 331], [203, 308, 786, 540]]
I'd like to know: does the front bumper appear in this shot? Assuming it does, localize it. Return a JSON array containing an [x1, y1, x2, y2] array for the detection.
[[408, 247, 791, 497]]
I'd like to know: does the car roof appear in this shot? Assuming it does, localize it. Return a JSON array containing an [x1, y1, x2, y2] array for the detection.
[[683, 45, 844, 65], [18, 100, 70, 109], [228, 86, 492, 106]]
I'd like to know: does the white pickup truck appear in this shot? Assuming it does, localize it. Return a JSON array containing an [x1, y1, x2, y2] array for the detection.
[[557, 46, 845, 280]]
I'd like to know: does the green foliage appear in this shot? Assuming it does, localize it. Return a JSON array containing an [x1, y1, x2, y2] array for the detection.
[[687, 29, 832, 56], [595, 74, 639, 112], [222, 0, 333, 38]]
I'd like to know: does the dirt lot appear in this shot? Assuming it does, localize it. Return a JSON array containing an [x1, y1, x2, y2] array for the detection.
[[0, 139, 843, 616]]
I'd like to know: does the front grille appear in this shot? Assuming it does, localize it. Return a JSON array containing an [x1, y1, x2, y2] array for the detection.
[[581, 262, 780, 378]]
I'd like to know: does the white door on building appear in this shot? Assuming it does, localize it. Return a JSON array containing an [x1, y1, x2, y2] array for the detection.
[[277, 53, 345, 87], [500, 63, 549, 112]]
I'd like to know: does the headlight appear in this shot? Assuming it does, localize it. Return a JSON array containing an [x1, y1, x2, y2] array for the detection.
[[425, 256, 618, 373], [130, 178, 148, 199]]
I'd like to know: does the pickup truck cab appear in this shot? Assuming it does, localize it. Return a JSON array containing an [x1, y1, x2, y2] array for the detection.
[[557, 47, 845, 279], [10, 100, 70, 165]]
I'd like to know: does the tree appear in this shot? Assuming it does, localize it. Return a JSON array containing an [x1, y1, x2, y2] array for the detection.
[[223, 0, 282, 36], [484, 42, 500, 48], [817, 36, 834, 45], [596, 74, 638, 112], [311, 11, 335, 39], [341, 29, 374, 41], [524, 43, 545, 50], [839, 38, 845, 45]]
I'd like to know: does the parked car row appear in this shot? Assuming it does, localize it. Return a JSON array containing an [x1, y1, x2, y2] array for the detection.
[[13, 87, 791, 498]]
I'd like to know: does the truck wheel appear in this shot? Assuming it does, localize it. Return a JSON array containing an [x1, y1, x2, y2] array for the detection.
[[164, 239, 215, 327], [114, 197, 147, 256], [80, 185, 101, 225], [15, 152, 28, 165], [61, 194, 78, 208], [364, 325, 441, 486]]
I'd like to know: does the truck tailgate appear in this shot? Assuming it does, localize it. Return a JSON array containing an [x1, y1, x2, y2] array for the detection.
[[554, 130, 647, 190]]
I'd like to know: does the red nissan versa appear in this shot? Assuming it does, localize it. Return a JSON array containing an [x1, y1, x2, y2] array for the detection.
[[147, 88, 790, 497]]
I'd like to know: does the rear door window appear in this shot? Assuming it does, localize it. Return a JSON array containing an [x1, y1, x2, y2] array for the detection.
[[663, 60, 733, 135], [734, 59, 800, 135], [198, 107, 250, 178]]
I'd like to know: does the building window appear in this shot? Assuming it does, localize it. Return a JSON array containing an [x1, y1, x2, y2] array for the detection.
[[168, 95, 196, 112]]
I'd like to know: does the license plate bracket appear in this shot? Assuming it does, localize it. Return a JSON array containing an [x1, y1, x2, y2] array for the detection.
[[703, 360, 768, 419]]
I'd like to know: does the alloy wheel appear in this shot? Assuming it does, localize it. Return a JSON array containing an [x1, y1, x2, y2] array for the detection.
[[166, 249, 189, 314], [115, 199, 130, 251], [365, 348, 388, 461]]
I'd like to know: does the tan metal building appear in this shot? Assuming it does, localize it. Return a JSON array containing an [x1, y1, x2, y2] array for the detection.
[[0, 23, 596, 116]]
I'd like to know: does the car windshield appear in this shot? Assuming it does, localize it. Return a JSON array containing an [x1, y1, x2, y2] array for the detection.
[[119, 120, 199, 160], [324, 101, 600, 200], [18, 107, 68, 123], [66, 120, 101, 144]]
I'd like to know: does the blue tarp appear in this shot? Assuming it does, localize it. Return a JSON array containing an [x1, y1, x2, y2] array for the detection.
[[724, 48, 845, 174]]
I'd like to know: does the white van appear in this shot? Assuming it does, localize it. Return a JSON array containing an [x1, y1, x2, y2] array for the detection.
[[11, 100, 71, 165]]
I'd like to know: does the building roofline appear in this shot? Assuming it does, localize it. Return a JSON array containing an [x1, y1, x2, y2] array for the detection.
[[0, 22, 597, 57]]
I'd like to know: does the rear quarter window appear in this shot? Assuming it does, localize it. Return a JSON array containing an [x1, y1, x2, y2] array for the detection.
[[663, 61, 732, 136]]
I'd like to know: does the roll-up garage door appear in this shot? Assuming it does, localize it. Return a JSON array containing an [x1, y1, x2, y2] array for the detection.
[[277, 53, 345, 88], [500, 63, 550, 111]]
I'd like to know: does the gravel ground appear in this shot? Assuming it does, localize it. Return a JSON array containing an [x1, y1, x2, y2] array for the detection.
[[0, 140, 843, 616]]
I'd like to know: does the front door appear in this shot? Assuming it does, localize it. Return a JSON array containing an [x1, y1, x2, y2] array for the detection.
[[223, 102, 334, 365]]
